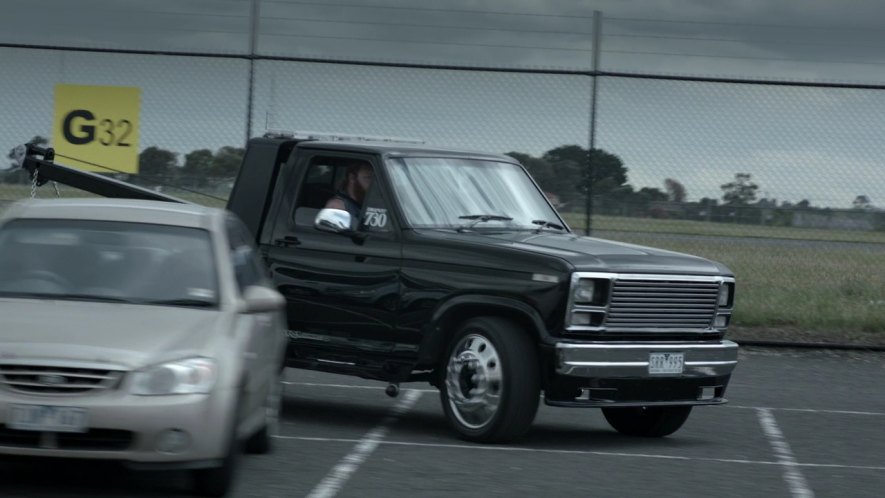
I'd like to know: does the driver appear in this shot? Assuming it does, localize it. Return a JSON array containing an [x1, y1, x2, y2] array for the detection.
[[325, 161, 374, 222]]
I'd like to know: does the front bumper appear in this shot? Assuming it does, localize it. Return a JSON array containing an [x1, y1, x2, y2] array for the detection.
[[548, 340, 738, 407], [556, 340, 738, 378], [0, 388, 235, 467]]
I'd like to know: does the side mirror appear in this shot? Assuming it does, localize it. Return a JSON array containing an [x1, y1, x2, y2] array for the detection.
[[314, 208, 352, 234], [239, 285, 285, 314]]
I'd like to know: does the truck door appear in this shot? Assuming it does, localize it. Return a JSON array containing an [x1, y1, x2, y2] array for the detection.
[[264, 153, 407, 354]]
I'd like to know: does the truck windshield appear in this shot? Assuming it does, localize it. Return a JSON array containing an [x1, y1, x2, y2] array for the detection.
[[387, 157, 562, 230], [0, 219, 219, 308]]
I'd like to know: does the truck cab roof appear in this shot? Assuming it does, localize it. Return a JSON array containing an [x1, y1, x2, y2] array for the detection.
[[295, 139, 519, 163]]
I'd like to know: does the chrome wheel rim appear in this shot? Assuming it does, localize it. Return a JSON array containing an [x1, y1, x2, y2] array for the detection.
[[445, 334, 503, 430]]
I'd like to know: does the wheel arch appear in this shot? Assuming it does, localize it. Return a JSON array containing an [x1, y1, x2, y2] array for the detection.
[[416, 295, 550, 369]]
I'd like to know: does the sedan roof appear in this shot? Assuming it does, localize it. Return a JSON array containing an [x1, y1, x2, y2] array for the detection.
[[1, 198, 223, 231]]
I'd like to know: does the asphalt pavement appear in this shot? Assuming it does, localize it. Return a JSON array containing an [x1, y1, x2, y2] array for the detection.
[[2, 346, 884, 498]]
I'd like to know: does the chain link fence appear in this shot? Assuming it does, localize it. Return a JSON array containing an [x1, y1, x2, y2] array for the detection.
[[4, 56, 884, 234], [1, 3, 883, 334]]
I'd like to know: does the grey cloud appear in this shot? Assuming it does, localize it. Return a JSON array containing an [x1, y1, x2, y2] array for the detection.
[[3, 1, 885, 207], [7, 0, 885, 80]]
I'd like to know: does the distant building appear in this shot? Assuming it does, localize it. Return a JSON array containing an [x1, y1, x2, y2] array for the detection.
[[545, 192, 563, 209], [792, 210, 876, 230], [647, 200, 687, 219]]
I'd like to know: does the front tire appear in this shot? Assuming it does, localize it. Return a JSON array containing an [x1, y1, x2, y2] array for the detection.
[[602, 406, 692, 437], [439, 317, 540, 443], [245, 370, 284, 455], [192, 396, 244, 497]]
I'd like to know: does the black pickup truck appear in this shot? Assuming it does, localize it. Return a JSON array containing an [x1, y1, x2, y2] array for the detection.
[[17, 133, 738, 443]]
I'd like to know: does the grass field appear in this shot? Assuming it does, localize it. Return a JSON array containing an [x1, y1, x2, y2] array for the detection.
[[562, 212, 885, 244], [0, 183, 228, 208], [603, 232, 885, 333], [564, 213, 885, 334], [3, 187, 883, 334]]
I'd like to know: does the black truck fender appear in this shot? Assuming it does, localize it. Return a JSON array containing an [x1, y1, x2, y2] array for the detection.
[[415, 294, 553, 368]]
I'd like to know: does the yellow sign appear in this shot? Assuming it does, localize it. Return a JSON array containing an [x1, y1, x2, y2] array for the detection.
[[53, 84, 141, 174]]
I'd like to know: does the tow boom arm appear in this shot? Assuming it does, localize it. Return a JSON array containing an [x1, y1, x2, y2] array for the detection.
[[14, 143, 188, 204]]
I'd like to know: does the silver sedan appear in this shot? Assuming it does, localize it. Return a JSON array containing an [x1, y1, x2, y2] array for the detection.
[[0, 198, 288, 497]]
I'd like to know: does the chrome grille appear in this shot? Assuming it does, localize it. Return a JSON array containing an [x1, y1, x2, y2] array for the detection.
[[605, 278, 719, 329], [0, 365, 123, 395]]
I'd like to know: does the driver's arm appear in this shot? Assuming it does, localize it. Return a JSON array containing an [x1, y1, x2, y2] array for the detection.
[[325, 197, 346, 210]]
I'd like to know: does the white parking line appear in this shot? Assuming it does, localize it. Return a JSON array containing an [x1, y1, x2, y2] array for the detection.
[[757, 408, 815, 498], [284, 381, 436, 393], [731, 405, 885, 416], [304, 390, 422, 498], [274, 435, 885, 472], [287, 381, 885, 416]]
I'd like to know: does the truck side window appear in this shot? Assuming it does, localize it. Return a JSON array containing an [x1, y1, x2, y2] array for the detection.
[[294, 156, 374, 229], [294, 159, 337, 227]]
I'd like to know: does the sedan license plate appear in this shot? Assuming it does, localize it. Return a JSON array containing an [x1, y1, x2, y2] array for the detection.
[[648, 352, 684, 375], [7, 405, 88, 433]]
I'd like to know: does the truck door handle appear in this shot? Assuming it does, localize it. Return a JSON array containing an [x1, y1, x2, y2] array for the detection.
[[275, 236, 301, 247]]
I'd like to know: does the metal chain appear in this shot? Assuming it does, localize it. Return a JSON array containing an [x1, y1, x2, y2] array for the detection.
[[26, 171, 59, 198], [30, 170, 39, 199]]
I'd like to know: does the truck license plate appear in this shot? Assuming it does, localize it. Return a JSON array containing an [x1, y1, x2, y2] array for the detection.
[[648, 352, 684, 375], [7, 405, 88, 433]]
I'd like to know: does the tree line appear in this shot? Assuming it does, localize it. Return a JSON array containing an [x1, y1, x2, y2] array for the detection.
[[3, 136, 244, 190], [4, 137, 878, 224], [507, 145, 681, 213]]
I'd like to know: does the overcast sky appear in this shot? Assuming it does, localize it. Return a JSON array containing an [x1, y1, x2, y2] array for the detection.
[[2, 0, 885, 207]]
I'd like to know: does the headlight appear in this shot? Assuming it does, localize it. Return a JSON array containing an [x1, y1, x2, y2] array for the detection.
[[718, 284, 732, 307], [573, 279, 597, 304], [131, 358, 217, 396]]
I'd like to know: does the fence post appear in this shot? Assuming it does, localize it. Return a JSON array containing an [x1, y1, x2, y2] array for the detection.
[[585, 10, 602, 236], [246, 0, 261, 142]]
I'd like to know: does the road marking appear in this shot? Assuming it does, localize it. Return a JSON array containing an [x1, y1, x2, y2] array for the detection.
[[284, 381, 436, 393], [276, 435, 885, 472], [287, 382, 885, 416], [731, 405, 885, 416], [757, 408, 815, 498], [305, 390, 422, 498]]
